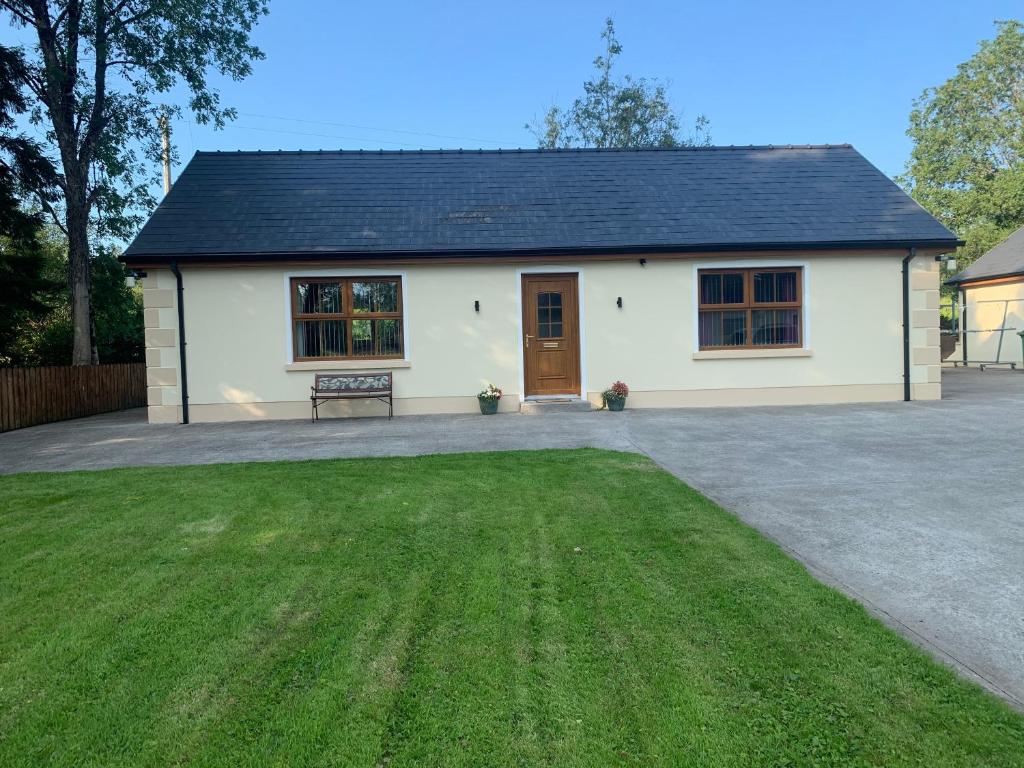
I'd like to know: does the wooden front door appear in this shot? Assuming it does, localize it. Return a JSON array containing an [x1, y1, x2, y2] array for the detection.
[[522, 274, 581, 397]]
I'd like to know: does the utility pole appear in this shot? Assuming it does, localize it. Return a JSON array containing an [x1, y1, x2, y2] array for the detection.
[[159, 114, 172, 195]]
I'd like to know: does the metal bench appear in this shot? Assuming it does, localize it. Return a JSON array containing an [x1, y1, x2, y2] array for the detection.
[[310, 372, 393, 422]]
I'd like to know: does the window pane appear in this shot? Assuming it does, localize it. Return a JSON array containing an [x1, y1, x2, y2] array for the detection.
[[296, 282, 341, 315], [296, 283, 315, 313], [753, 273, 775, 303], [352, 280, 398, 313], [700, 273, 744, 304], [351, 319, 403, 357], [754, 271, 798, 304], [752, 309, 800, 346], [722, 273, 744, 303], [295, 319, 346, 358], [699, 273, 721, 304], [699, 310, 746, 347], [776, 271, 797, 302]]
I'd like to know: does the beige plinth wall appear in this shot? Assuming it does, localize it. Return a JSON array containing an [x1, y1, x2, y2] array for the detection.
[[959, 277, 1024, 366], [141, 269, 181, 423], [140, 252, 944, 424]]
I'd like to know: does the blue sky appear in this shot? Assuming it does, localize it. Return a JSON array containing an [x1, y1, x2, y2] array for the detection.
[[3, 1, 1022, 180]]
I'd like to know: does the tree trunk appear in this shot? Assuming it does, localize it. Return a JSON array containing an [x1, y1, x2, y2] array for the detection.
[[65, 184, 93, 366]]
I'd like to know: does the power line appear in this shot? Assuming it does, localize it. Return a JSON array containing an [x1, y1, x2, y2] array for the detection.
[[232, 124, 426, 148], [238, 112, 522, 147]]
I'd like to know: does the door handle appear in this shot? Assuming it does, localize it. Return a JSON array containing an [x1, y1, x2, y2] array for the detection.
[[525, 333, 534, 348]]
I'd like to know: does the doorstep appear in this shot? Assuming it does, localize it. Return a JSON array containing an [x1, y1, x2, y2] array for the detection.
[[519, 397, 594, 415]]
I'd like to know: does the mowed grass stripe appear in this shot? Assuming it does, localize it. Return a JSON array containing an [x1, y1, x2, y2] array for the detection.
[[0, 449, 1020, 767]]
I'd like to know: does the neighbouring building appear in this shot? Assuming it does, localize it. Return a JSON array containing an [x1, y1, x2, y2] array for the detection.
[[121, 145, 958, 424], [947, 226, 1024, 368]]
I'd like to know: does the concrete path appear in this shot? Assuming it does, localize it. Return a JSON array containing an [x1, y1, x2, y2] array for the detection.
[[2, 368, 1022, 708]]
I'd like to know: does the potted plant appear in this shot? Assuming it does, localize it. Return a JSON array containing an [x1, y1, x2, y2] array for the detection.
[[602, 381, 629, 411], [478, 383, 502, 415]]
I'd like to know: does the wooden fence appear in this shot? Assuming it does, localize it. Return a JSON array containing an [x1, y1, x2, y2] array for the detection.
[[0, 363, 147, 433]]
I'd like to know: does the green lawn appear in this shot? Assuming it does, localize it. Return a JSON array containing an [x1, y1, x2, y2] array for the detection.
[[1, 450, 1021, 767]]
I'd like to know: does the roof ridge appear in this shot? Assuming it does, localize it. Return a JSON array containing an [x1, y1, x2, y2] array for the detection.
[[195, 144, 854, 157]]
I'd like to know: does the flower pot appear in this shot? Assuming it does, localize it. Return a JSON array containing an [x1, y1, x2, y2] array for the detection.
[[478, 397, 499, 415], [606, 396, 626, 412]]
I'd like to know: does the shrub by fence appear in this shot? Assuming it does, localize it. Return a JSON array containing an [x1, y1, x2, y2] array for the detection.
[[0, 364, 146, 433]]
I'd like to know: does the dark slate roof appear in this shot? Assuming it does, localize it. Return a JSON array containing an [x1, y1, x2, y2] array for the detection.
[[122, 145, 959, 262], [948, 225, 1024, 284]]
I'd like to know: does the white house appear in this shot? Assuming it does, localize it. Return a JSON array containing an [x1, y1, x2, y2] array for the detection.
[[121, 145, 958, 423]]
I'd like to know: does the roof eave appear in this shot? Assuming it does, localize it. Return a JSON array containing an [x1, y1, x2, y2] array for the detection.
[[121, 238, 963, 266], [946, 268, 1024, 287]]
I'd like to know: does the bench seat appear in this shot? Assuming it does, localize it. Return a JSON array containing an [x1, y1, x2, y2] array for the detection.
[[310, 372, 393, 421]]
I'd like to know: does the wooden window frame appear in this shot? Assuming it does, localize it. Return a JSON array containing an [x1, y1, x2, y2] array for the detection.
[[697, 267, 803, 350], [290, 276, 404, 361]]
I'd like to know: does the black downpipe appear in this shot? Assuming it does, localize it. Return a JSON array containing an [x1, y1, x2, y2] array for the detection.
[[169, 261, 190, 424], [902, 248, 915, 402]]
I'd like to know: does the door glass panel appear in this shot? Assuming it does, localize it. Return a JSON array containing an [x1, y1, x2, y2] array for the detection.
[[537, 292, 563, 338]]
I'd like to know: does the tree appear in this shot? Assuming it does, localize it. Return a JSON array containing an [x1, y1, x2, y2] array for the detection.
[[0, 236, 56, 361], [900, 20, 1024, 273], [3, 225, 143, 366], [527, 18, 710, 149], [2, 225, 68, 365], [0, 43, 59, 361], [0, 0, 268, 364]]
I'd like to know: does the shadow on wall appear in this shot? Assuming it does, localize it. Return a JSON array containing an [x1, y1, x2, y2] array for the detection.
[[220, 385, 269, 417]]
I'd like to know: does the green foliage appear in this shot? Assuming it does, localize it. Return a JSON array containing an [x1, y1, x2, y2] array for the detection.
[[90, 249, 144, 363], [1, 0, 270, 240], [2, 228, 142, 366], [0, 45, 59, 241], [900, 20, 1024, 273], [0, 241, 57, 360], [0, 45, 62, 359], [528, 18, 710, 149], [1, 0, 268, 363], [0, 450, 1021, 765]]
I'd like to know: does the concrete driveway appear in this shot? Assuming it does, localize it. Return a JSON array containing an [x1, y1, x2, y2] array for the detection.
[[1, 368, 1022, 708]]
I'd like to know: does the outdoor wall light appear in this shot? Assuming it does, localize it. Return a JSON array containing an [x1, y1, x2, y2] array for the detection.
[[474, 300, 480, 312], [125, 269, 147, 289], [616, 297, 623, 308], [639, 258, 647, 266]]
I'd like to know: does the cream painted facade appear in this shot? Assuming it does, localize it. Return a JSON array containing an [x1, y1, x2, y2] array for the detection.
[[959, 278, 1024, 367], [142, 253, 941, 423]]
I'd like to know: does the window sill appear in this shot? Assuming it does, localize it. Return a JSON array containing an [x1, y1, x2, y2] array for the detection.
[[285, 359, 411, 372], [692, 348, 812, 360]]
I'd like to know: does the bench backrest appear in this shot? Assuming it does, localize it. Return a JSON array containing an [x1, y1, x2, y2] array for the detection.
[[313, 372, 392, 393]]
